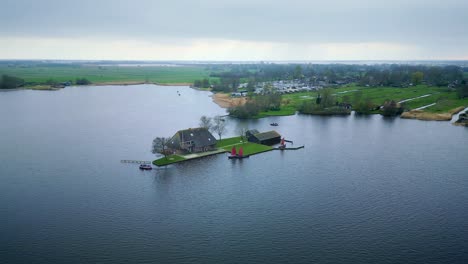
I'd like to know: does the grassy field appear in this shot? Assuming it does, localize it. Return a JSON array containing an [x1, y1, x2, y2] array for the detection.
[[0, 65, 213, 85], [333, 85, 467, 113], [259, 85, 467, 117]]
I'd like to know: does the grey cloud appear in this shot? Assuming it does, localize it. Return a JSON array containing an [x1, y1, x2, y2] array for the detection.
[[1, 0, 468, 46]]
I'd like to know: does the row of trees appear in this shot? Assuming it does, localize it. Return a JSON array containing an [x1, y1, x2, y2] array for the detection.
[[0, 75, 91, 88], [75, 78, 91, 85], [204, 63, 465, 92], [357, 66, 462, 87], [193, 78, 210, 88], [0, 75, 25, 89]]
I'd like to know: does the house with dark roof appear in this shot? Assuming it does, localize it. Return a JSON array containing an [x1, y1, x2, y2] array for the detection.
[[167, 127, 217, 153], [246, 129, 281, 145]]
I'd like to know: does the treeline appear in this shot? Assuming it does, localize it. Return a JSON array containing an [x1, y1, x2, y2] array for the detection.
[[0, 74, 92, 88], [0, 75, 25, 89], [228, 93, 282, 118], [45, 78, 91, 85], [357, 65, 463, 87], [193, 78, 210, 88], [75, 78, 91, 85], [456, 80, 468, 98], [200, 63, 466, 93]]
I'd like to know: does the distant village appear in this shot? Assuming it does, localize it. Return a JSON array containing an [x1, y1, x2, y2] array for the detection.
[[231, 77, 355, 97]]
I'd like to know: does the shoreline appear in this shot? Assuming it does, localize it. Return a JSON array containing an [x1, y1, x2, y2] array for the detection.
[[400, 106, 466, 121], [8, 83, 467, 124], [16, 81, 192, 90], [211, 93, 247, 108], [77, 81, 192, 87]]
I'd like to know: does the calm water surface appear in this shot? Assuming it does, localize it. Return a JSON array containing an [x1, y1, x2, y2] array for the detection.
[[1, 85, 467, 264]]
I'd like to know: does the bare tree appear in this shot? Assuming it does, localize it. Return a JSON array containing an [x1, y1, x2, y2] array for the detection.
[[199, 116, 212, 130], [211, 116, 226, 140], [152, 137, 172, 159], [237, 126, 248, 142]]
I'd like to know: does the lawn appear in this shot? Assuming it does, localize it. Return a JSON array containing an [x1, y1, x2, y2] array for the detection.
[[153, 154, 186, 166], [216, 136, 245, 148], [422, 94, 468, 113], [217, 136, 273, 155]]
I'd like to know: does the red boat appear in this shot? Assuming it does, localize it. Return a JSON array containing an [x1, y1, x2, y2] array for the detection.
[[228, 146, 250, 159]]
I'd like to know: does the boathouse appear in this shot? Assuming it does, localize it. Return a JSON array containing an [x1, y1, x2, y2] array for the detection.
[[168, 127, 217, 153], [246, 130, 281, 145]]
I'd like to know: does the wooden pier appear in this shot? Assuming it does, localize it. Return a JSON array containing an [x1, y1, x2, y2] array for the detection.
[[121, 160, 152, 164], [274, 146, 304, 150]]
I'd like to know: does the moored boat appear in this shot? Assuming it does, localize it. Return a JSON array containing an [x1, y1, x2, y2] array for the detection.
[[139, 164, 152, 170], [228, 146, 249, 159]]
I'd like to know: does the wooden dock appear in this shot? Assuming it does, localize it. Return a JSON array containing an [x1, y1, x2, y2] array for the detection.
[[121, 160, 152, 164], [274, 146, 305, 150]]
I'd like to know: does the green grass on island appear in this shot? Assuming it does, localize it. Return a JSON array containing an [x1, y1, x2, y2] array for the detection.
[[217, 136, 273, 155], [153, 155, 186, 166], [153, 137, 273, 166]]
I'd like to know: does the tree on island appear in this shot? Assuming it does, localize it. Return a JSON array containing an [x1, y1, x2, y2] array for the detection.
[[319, 88, 335, 108], [152, 137, 171, 159], [211, 116, 226, 140], [237, 126, 248, 142], [199, 116, 212, 130], [381, 100, 404, 116]]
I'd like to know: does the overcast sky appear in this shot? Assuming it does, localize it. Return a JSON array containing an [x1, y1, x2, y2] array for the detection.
[[1, 0, 467, 60]]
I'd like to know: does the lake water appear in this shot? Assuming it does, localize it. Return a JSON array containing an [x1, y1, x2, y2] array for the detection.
[[1, 85, 467, 264]]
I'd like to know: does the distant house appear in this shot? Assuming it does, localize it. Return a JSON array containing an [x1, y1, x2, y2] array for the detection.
[[246, 130, 281, 145], [167, 127, 217, 153]]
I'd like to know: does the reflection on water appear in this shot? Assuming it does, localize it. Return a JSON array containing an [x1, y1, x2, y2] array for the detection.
[[1, 85, 467, 264]]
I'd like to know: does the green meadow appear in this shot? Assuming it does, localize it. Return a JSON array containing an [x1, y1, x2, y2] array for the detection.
[[0, 65, 212, 85], [256, 85, 467, 117]]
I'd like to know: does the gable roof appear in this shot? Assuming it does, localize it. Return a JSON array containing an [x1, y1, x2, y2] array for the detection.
[[246, 129, 259, 136], [253, 130, 281, 141], [169, 127, 217, 149]]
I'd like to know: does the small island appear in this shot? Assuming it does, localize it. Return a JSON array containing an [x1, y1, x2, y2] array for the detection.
[[151, 115, 284, 166], [152, 127, 281, 166]]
